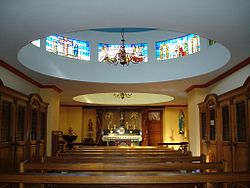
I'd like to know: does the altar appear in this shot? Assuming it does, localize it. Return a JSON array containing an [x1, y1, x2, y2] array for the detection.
[[102, 134, 142, 146]]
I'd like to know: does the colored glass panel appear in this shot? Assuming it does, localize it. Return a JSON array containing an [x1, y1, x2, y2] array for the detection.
[[31, 39, 40, 47], [156, 34, 200, 60], [98, 43, 148, 64], [46, 34, 90, 61]]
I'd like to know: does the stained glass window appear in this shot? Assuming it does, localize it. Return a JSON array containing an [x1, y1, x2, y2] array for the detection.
[[209, 39, 216, 46], [46, 34, 90, 61], [98, 43, 148, 64], [31, 39, 40, 47], [156, 34, 200, 60]]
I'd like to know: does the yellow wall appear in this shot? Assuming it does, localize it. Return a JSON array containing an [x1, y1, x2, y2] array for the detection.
[[40, 88, 60, 156], [163, 107, 188, 149], [187, 88, 207, 156], [59, 107, 83, 142]]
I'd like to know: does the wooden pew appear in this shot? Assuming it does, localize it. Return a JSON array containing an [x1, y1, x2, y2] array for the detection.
[[1, 172, 250, 188], [45, 154, 203, 164], [57, 147, 193, 159], [21, 161, 225, 173], [49, 148, 204, 164], [18, 159, 227, 188], [69, 146, 181, 153], [5, 155, 249, 188]]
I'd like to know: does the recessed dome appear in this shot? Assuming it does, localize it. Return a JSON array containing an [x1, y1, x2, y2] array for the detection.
[[73, 93, 174, 105], [90, 27, 156, 33], [18, 29, 230, 84]]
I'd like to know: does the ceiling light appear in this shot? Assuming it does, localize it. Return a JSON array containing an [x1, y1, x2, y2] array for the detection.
[[73, 93, 174, 105]]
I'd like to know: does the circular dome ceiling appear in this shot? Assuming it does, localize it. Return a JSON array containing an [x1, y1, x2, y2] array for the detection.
[[18, 28, 230, 84]]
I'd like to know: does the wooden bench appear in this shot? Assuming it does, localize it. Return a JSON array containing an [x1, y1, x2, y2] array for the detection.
[[21, 161, 225, 173], [1, 153, 248, 188], [18, 159, 228, 187], [45, 155, 203, 164], [49, 148, 203, 165], [57, 147, 192, 158], [1, 172, 250, 188], [71, 146, 180, 152]]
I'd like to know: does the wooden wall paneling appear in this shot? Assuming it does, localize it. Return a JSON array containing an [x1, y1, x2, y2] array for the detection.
[[199, 105, 209, 158], [200, 76, 250, 172], [232, 94, 249, 172], [199, 94, 219, 162], [0, 83, 48, 172], [218, 99, 233, 172], [14, 99, 28, 171], [38, 109, 47, 158], [28, 94, 48, 161], [0, 94, 15, 172]]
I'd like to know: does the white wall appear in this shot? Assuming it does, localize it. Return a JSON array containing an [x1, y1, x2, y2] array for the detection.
[[207, 64, 250, 95], [0, 66, 39, 94]]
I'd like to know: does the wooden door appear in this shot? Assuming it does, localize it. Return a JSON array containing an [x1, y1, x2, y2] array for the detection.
[[30, 108, 38, 160], [0, 95, 15, 172], [199, 94, 219, 162], [147, 110, 163, 146], [232, 95, 249, 172], [207, 105, 218, 162], [28, 94, 48, 161], [37, 111, 47, 158], [220, 95, 249, 172], [14, 100, 28, 171], [200, 108, 209, 158], [219, 100, 233, 171]]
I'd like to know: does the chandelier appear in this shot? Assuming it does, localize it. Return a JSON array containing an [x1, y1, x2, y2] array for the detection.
[[117, 30, 129, 66], [113, 92, 132, 99]]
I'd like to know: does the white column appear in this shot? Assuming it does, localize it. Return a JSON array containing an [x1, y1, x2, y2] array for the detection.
[[187, 88, 206, 156], [40, 88, 60, 156]]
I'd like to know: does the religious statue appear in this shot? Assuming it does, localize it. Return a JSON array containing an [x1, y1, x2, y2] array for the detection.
[[178, 109, 185, 134], [88, 119, 93, 132]]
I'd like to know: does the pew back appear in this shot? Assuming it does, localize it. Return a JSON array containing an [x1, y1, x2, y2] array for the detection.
[[22, 161, 225, 172]]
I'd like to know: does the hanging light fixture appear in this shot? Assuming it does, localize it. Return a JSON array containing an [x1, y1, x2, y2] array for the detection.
[[117, 29, 129, 66], [113, 92, 132, 99], [99, 28, 147, 65]]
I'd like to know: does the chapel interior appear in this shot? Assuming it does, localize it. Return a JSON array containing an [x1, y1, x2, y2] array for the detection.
[[0, 1, 250, 187]]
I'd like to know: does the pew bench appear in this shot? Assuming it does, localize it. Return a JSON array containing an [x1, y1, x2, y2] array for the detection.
[[18, 160, 228, 188], [21, 161, 226, 173], [45, 155, 203, 164], [1, 172, 250, 188]]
